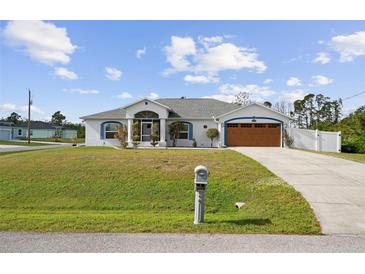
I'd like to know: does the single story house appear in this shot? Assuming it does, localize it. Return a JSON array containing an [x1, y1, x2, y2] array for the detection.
[[80, 98, 291, 148], [0, 121, 77, 140]]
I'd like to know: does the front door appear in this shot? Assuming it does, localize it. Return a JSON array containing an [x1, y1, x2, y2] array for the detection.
[[141, 121, 152, 142]]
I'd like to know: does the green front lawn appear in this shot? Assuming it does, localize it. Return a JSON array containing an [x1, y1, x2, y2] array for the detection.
[[29, 137, 85, 143], [0, 147, 320, 234], [0, 140, 50, 146]]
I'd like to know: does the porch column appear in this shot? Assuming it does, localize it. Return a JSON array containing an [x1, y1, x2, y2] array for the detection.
[[159, 118, 166, 147], [127, 118, 133, 147]]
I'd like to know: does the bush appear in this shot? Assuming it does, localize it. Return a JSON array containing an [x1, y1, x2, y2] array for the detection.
[[283, 130, 294, 148], [342, 135, 365, 153], [192, 138, 197, 148], [114, 124, 128, 148], [150, 122, 159, 147], [341, 144, 359, 153], [206, 128, 219, 148]]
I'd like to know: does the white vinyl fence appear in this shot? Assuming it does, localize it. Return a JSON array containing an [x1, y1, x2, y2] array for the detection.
[[286, 128, 341, 153]]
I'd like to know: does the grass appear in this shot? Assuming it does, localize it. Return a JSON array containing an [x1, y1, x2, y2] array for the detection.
[[0, 147, 320, 234], [319, 152, 365, 164], [29, 137, 85, 143], [297, 148, 365, 164], [0, 140, 50, 146]]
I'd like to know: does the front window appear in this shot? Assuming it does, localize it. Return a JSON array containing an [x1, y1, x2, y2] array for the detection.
[[178, 123, 189, 139], [105, 123, 119, 139]]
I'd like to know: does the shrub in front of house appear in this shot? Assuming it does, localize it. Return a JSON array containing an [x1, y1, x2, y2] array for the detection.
[[206, 128, 219, 148]]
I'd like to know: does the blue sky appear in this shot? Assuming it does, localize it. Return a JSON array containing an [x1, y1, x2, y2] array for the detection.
[[1, 20, 365, 123]]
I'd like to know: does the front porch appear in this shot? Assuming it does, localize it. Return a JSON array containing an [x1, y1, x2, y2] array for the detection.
[[126, 111, 166, 147]]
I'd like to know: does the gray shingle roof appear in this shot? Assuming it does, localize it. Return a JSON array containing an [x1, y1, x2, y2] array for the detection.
[[157, 98, 240, 118], [0, 120, 62, 129], [80, 107, 126, 120], [80, 98, 241, 120]]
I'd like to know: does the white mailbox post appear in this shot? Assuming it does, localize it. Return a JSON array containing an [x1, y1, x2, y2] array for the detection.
[[194, 165, 209, 224]]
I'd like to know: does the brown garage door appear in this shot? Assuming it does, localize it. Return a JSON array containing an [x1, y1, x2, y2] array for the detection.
[[226, 123, 281, 147]]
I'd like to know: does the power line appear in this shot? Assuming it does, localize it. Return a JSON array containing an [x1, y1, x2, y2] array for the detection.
[[342, 91, 365, 101]]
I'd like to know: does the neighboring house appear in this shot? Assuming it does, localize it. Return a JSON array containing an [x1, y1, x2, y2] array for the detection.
[[0, 121, 77, 140], [80, 98, 291, 148]]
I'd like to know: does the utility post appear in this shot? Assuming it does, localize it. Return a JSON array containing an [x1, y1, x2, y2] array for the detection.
[[27, 89, 32, 144]]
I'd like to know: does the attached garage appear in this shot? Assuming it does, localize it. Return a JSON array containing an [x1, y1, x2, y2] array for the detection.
[[226, 123, 281, 147], [216, 103, 291, 148]]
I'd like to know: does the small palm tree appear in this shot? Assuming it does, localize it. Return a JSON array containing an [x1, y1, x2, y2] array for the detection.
[[150, 122, 160, 147], [168, 122, 183, 147], [206, 128, 219, 148], [114, 124, 128, 148]]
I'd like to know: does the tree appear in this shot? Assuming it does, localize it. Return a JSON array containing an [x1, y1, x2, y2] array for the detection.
[[263, 101, 272, 108], [274, 100, 293, 115], [293, 93, 343, 129], [150, 122, 159, 147], [168, 122, 184, 147], [234, 92, 250, 105], [114, 124, 128, 148], [6, 112, 22, 124], [51, 111, 66, 126], [132, 120, 140, 148], [206, 128, 219, 148]]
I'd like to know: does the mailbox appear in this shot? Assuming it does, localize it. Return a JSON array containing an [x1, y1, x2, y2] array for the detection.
[[194, 165, 209, 224], [194, 165, 208, 191]]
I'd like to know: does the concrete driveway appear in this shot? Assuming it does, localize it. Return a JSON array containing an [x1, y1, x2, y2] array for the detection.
[[230, 147, 365, 235], [0, 143, 72, 153]]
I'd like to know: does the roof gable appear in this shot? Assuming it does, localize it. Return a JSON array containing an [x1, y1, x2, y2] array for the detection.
[[123, 98, 171, 110], [215, 102, 292, 120]]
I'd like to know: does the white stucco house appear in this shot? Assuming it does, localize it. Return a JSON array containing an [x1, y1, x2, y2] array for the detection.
[[80, 98, 291, 148]]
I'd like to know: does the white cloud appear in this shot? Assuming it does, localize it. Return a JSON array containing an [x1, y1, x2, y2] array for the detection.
[[163, 36, 196, 75], [200, 36, 223, 48], [136, 47, 146, 59], [105, 67, 122, 81], [330, 31, 365, 62], [195, 43, 267, 73], [312, 75, 333, 86], [204, 83, 274, 103], [218, 84, 274, 97], [54, 67, 78, 80], [18, 105, 44, 114], [2, 20, 77, 65], [0, 103, 44, 114], [0, 103, 17, 111], [163, 36, 266, 76], [117, 92, 133, 99], [279, 90, 306, 102], [184, 74, 219, 84], [63, 88, 99, 95], [313, 52, 331, 64], [263, 78, 273, 84], [286, 77, 301, 86], [147, 92, 159, 100]]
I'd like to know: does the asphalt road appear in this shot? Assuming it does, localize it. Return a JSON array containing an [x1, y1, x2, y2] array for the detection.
[[1, 232, 364, 252], [231, 147, 365, 235]]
